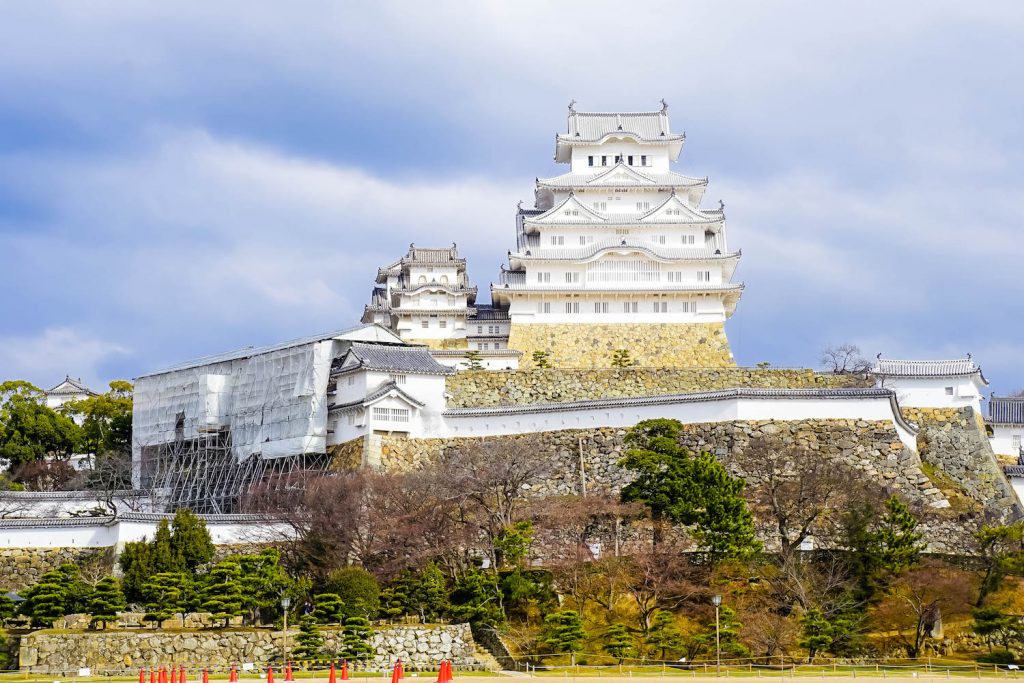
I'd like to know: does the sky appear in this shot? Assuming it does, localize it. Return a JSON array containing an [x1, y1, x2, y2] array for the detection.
[[0, 1, 1022, 397]]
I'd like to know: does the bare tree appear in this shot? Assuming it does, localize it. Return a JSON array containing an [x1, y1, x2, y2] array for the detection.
[[624, 546, 706, 634], [820, 344, 872, 375], [737, 439, 878, 559]]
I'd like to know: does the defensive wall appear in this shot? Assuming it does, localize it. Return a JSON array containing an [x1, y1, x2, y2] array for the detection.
[[506, 322, 735, 368], [19, 623, 496, 673], [445, 366, 871, 408], [0, 514, 287, 590]]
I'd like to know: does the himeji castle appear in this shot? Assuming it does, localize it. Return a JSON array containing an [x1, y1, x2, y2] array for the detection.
[[368, 103, 743, 368]]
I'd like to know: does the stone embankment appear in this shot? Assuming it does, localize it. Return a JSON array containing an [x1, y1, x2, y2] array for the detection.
[[19, 623, 496, 673], [0, 547, 110, 591], [445, 367, 870, 408]]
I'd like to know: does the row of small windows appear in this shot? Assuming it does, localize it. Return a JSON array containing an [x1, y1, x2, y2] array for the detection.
[[545, 232, 697, 245], [588, 154, 648, 167], [534, 270, 713, 283], [475, 342, 503, 350], [372, 407, 409, 423], [476, 325, 503, 334], [536, 301, 696, 314], [415, 274, 450, 284], [420, 319, 448, 328]]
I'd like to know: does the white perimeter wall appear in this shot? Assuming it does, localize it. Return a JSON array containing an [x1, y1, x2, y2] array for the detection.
[[0, 517, 291, 550], [879, 376, 984, 412]]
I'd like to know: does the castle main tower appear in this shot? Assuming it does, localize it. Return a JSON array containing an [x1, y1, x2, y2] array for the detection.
[[491, 103, 743, 368]]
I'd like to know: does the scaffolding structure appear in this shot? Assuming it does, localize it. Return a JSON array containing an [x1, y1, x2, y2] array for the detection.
[[139, 429, 333, 513]]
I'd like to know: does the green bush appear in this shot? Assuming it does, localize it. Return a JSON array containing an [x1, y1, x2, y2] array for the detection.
[[978, 649, 1018, 665], [323, 567, 380, 620]]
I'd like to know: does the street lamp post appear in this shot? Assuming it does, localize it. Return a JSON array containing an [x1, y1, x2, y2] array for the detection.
[[712, 595, 722, 677], [281, 596, 292, 667]]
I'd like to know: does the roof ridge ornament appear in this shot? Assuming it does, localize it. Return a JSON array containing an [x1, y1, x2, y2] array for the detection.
[[660, 98, 668, 113], [568, 99, 576, 113]]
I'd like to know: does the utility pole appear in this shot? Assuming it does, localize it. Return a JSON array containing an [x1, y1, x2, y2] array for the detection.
[[712, 595, 722, 677], [281, 596, 292, 666]]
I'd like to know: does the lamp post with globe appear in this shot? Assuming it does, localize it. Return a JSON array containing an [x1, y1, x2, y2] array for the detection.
[[712, 594, 722, 676]]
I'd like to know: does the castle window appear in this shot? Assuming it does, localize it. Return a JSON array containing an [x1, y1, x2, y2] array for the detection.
[[591, 202, 607, 211], [580, 235, 595, 245], [636, 201, 651, 212], [495, 343, 501, 350], [623, 302, 638, 313], [682, 234, 695, 245], [537, 302, 551, 314], [537, 272, 551, 283], [373, 407, 409, 423], [641, 155, 647, 165], [628, 155, 634, 165], [697, 271, 711, 282], [477, 325, 483, 334], [482, 343, 489, 350], [389, 374, 407, 385], [615, 155, 622, 163], [347, 412, 357, 426], [588, 155, 594, 167], [421, 320, 429, 328], [550, 235, 565, 245], [439, 320, 447, 329], [565, 301, 580, 314], [615, 228, 630, 235], [348, 376, 355, 386], [653, 301, 668, 313], [601, 156, 608, 166], [945, 387, 954, 396], [565, 272, 580, 284], [681, 301, 693, 313], [418, 275, 427, 284], [1013, 435, 1022, 450], [594, 302, 609, 313], [657, 235, 666, 244]]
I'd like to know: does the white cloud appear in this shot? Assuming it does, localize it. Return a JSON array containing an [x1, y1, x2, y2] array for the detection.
[[0, 328, 128, 391]]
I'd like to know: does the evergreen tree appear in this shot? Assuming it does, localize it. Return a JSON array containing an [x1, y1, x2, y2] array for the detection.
[[236, 549, 291, 625], [494, 521, 533, 568], [324, 567, 380, 620], [604, 623, 634, 663], [531, 351, 552, 369], [799, 608, 832, 661], [463, 350, 484, 371], [872, 496, 924, 574], [412, 563, 450, 622], [380, 579, 411, 622], [152, 519, 181, 573], [619, 419, 760, 559], [611, 350, 635, 368], [449, 568, 503, 626], [201, 559, 246, 627], [313, 593, 345, 624], [294, 615, 325, 659], [340, 616, 374, 661], [141, 571, 191, 627], [171, 509, 216, 572], [647, 610, 684, 660], [0, 593, 15, 623], [88, 576, 124, 629], [119, 539, 155, 603], [20, 563, 90, 627], [543, 610, 586, 665], [973, 523, 1024, 606]]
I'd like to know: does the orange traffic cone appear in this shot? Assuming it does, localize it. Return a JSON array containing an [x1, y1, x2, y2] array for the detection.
[[230, 664, 238, 683], [390, 662, 400, 683], [443, 661, 451, 683], [285, 662, 294, 682], [181, 668, 188, 683], [435, 662, 444, 683], [140, 669, 146, 683], [268, 666, 275, 683], [328, 662, 336, 683], [340, 660, 349, 681], [203, 669, 210, 683], [150, 669, 156, 683]]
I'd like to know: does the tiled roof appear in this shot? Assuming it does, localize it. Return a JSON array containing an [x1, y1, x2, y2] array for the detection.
[[872, 357, 985, 381], [524, 208, 723, 226], [561, 111, 682, 143], [46, 376, 96, 396], [536, 169, 706, 189], [469, 305, 510, 321], [990, 396, 1024, 424], [338, 342, 455, 376], [331, 380, 427, 412], [1005, 465, 1024, 476], [510, 241, 739, 262], [493, 273, 744, 294], [140, 324, 382, 377]]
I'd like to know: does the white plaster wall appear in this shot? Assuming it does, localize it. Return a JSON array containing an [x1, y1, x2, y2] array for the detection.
[[1011, 477, 1024, 509], [990, 424, 1024, 457], [0, 524, 116, 549], [878, 376, 984, 412], [436, 394, 916, 450], [569, 141, 671, 174]]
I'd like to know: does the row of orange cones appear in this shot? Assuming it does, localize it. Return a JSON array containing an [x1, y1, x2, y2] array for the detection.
[[137, 659, 456, 683]]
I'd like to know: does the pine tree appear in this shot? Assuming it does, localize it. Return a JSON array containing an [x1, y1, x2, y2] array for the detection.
[[872, 496, 924, 574], [152, 519, 181, 573], [531, 350, 552, 368], [449, 568, 503, 626], [604, 623, 634, 663], [543, 610, 586, 665], [463, 350, 484, 371], [201, 560, 245, 627], [236, 549, 291, 624], [647, 610, 684, 660], [313, 593, 345, 624], [142, 571, 191, 627], [119, 539, 155, 603], [410, 563, 450, 623], [340, 616, 374, 661], [611, 350, 635, 368], [171, 509, 215, 572], [799, 608, 832, 661], [22, 577, 68, 627], [294, 615, 325, 659], [89, 576, 124, 629]]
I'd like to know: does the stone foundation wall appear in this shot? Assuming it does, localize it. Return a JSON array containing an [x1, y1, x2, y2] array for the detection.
[[377, 419, 946, 508], [506, 322, 735, 368], [410, 338, 468, 350], [19, 623, 495, 673], [0, 547, 112, 591], [328, 438, 364, 469], [446, 367, 871, 408], [901, 407, 1022, 521]]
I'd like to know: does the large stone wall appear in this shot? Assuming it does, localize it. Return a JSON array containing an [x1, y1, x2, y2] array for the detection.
[[446, 367, 871, 408], [506, 322, 735, 368], [377, 418, 947, 510], [0, 547, 112, 591], [901, 407, 1022, 521], [19, 623, 496, 673]]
